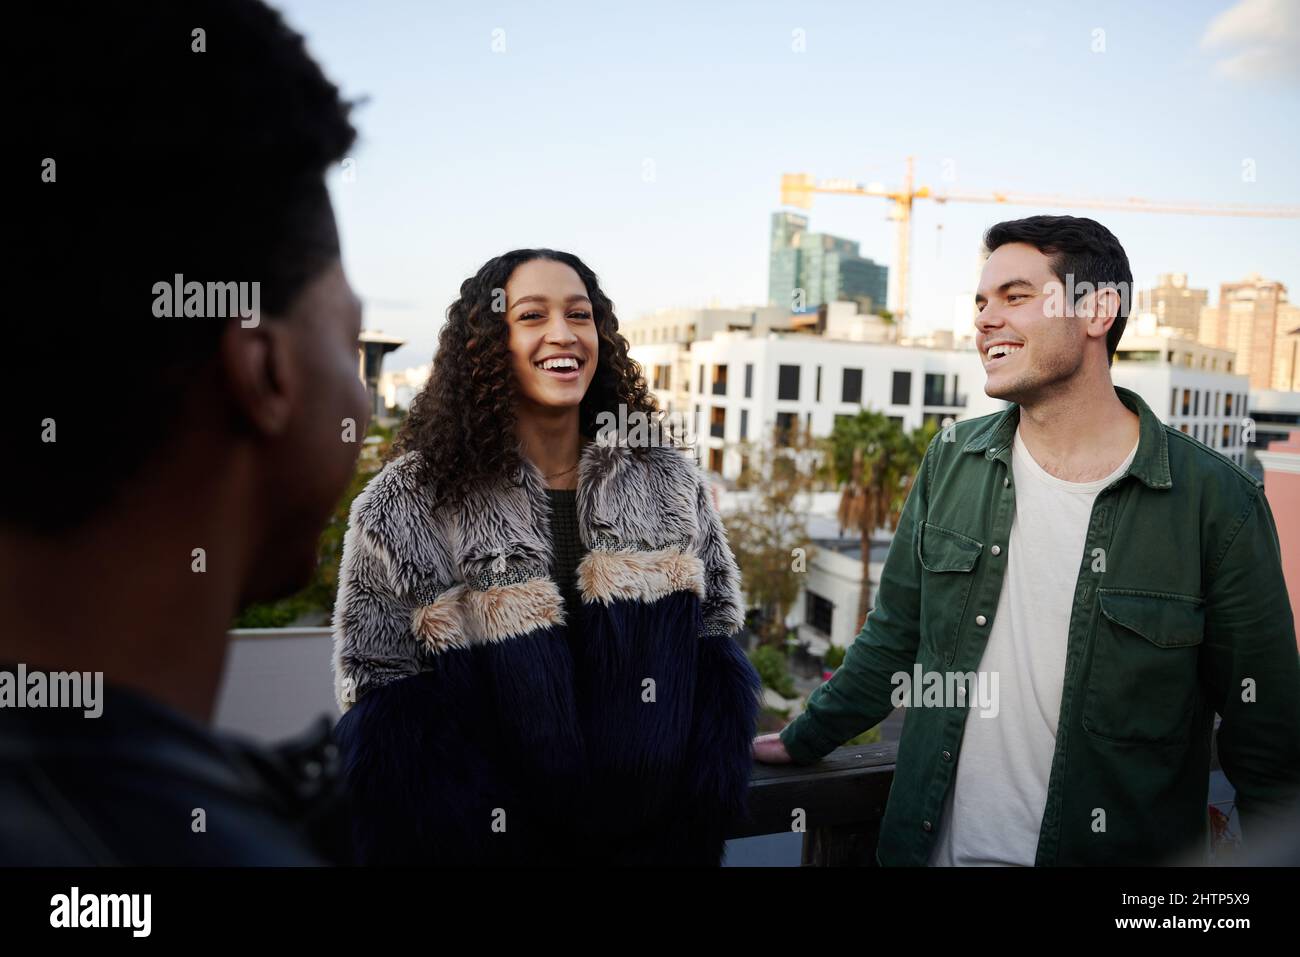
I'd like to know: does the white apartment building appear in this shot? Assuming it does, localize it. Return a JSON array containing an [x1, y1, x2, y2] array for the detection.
[[1112, 316, 1250, 466], [675, 331, 1003, 478]]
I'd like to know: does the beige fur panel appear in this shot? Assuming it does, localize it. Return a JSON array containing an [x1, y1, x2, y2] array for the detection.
[[460, 576, 566, 645], [409, 584, 471, 654], [577, 547, 707, 607]]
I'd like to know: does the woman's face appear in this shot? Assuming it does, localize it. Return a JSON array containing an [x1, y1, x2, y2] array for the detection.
[[504, 258, 599, 412]]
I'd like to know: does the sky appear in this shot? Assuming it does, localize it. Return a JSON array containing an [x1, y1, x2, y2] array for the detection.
[[275, 0, 1300, 371]]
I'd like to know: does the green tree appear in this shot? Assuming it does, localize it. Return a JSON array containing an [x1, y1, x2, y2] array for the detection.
[[726, 419, 820, 646], [828, 411, 935, 631]]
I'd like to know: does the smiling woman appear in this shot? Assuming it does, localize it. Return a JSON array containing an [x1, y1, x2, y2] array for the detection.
[[330, 249, 762, 866]]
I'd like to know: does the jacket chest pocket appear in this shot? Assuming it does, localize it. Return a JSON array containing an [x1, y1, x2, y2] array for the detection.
[[1083, 589, 1204, 745], [917, 522, 982, 667]]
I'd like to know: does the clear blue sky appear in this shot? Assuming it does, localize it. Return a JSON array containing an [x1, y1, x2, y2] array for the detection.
[[276, 0, 1300, 369]]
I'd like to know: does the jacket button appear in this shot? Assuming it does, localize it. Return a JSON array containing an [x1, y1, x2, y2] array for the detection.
[[922, 820, 933, 832], [991, 545, 1001, 556], [942, 750, 952, 761], [1004, 476, 1011, 488], [975, 614, 987, 626]]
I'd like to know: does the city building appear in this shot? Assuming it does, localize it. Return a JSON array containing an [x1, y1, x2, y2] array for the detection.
[[357, 330, 405, 419], [1199, 274, 1300, 392], [1248, 389, 1300, 478], [1112, 314, 1251, 466], [767, 212, 888, 312], [1138, 273, 1208, 338], [1257, 431, 1300, 650], [378, 363, 431, 412], [680, 330, 997, 478]]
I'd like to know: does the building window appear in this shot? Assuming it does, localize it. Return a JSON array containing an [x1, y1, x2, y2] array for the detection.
[[653, 364, 671, 390], [1224, 393, 1233, 416], [1194, 391, 1199, 416], [1214, 391, 1220, 416], [1182, 389, 1191, 416], [712, 364, 728, 396], [708, 447, 723, 473], [1170, 388, 1177, 417], [806, 591, 834, 636], [924, 373, 946, 406], [697, 365, 704, 394], [842, 368, 863, 404], [815, 366, 822, 402], [740, 408, 749, 440], [888, 415, 904, 429], [892, 371, 912, 406], [710, 406, 726, 439], [775, 411, 797, 446], [744, 363, 753, 398], [1222, 423, 1231, 446], [777, 364, 800, 401]]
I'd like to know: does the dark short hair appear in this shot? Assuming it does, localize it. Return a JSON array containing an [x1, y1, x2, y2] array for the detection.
[[14, 0, 358, 532], [983, 215, 1133, 364]]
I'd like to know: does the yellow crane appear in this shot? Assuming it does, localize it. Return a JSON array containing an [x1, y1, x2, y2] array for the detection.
[[781, 157, 1300, 336]]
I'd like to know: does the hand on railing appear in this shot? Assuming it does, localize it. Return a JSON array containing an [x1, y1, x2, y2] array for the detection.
[[752, 732, 794, 764]]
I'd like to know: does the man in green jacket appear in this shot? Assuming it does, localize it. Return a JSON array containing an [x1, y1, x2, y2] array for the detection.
[[754, 215, 1300, 865]]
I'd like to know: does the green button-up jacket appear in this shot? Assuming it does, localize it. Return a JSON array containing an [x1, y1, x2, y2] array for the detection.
[[780, 386, 1300, 865]]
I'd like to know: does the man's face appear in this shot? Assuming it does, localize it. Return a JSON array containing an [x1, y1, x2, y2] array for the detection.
[[253, 257, 369, 602], [975, 242, 1087, 405], [505, 258, 599, 412]]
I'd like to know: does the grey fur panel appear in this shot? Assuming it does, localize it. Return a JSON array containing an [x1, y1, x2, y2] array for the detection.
[[331, 483, 433, 711], [692, 463, 747, 636], [332, 441, 747, 712]]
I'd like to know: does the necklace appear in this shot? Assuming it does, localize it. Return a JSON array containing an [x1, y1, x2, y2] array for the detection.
[[543, 462, 579, 480]]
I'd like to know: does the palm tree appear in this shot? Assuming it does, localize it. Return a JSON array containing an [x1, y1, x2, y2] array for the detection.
[[827, 412, 936, 631]]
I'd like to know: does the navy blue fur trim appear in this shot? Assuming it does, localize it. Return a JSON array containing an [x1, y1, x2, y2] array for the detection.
[[576, 589, 699, 834], [335, 628, 583, 866], [675, 631, 761, 864]]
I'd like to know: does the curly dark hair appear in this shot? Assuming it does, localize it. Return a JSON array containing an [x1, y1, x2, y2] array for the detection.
[[394, 249, 664, 509]]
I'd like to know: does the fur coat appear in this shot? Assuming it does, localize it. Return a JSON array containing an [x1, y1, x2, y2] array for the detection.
[[330, 437, 761, 866]]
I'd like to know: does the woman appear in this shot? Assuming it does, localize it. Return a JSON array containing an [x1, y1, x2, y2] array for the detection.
[[331, 249, 760, 866]]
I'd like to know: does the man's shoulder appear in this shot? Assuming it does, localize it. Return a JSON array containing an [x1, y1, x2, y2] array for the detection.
[[0, 687, 338, 866], [1163, 424, 1263, 495]]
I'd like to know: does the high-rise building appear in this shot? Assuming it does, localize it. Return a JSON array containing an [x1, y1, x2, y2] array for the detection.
[[1199, 274, 1300, 392], [1139, 273, 1208, 337], [767, 212, 888, 313]]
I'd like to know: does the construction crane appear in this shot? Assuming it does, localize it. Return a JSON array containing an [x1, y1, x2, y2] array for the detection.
[[780, 157, 1300, 337]]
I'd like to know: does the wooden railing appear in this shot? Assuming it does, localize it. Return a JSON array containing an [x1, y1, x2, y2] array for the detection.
[[730, 742, 898, 866]]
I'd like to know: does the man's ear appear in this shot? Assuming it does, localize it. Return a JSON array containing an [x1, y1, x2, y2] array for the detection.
[[1080, 287, 1121, 342], [218, 317, 298, 436]]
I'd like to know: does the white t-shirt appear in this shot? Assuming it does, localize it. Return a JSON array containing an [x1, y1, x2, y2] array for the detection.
[[928, 425, 1138, 866]]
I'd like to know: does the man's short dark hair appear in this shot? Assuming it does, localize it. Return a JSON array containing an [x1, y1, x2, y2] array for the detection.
[[983, 215, 1133, 364], [16, 1, 358, 532]]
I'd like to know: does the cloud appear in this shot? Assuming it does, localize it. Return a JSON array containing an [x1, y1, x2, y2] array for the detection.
[[1200, 0, 1300, 84]]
